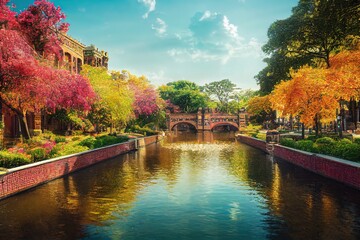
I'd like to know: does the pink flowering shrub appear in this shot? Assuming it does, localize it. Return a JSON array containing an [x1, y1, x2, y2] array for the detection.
[[42, 140, 56, 154]]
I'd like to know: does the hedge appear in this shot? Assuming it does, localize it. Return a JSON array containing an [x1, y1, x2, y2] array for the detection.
[[0, 151, 31, 168], [279, 137, 360, 162]]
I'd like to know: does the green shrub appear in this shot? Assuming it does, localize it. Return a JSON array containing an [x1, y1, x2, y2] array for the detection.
[[42, 131, 55, 140], [315, 137, 336, 154], [354, 138, 360, 144], [33, 129, 42, 136], [57, 145, 89, 156], [79, 137, 96, 149], [295, 140, 316, 152], [72, 136, 81, 141], [306, 135, 318, 141], [0, 151, 31, 168], [244, 124, 262, 132], [49, 144, 61, 158], [251, 133, 257, 138], [341, 144, 360, 162], [339, 138, 352, 144], [308, 134, 340, 141], [256, 132, 267, 141], [331, 140, 360, 162], [93, 135, 129, 149], [315, 137, 335, 145], [30, 147, 47, 162], [54, 136, 66, 143], [280, 138, 296, 148], [72, 130, 84, 136], [126, 124, 157, 136]]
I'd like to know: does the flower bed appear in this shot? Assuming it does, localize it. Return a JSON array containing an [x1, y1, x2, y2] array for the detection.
[[0, 133, 130, 169]]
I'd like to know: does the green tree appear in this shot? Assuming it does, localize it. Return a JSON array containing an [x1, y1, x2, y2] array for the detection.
[[228, 89, 258, 114], [204, 79, 236, 112], [159, 80, 209, 113], [256, 52, 311, 94], [258, 0, 360, 93], [265, 0, 359, 67]]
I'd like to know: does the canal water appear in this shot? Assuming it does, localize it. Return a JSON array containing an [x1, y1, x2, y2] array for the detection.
[[0, 132, 360, 240]]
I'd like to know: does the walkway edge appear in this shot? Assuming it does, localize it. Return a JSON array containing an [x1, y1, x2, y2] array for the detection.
[[0, 135, 163, 200], [236, 135, 360, 190]]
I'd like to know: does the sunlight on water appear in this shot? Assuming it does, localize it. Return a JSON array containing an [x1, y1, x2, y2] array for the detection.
[[162, 142, 232, 152], [0, 132, 359, 240]]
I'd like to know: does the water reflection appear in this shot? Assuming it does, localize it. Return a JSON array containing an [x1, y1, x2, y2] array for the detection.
[[0, 132, 359, 239]]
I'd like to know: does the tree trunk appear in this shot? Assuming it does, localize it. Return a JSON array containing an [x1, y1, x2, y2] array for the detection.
[[110, 121, 113, 134], [314, 114, 320, 137], [18, 112, 31, 140], [0, 99, 31, 139], [301, 123, 305, 139]]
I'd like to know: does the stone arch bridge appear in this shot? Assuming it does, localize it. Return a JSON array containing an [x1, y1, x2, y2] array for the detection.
[[167, 109, 249, 132]]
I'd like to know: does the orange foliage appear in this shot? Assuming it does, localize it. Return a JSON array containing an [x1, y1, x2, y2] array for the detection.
[[328, 49, 360, 101], [270, 66, 338, 127], [269, 48, 360, 127], [247, 95, 272, 115]]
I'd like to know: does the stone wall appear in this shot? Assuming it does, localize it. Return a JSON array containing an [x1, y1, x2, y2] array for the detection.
[[0, 135, 161, 200], [236, 135, 267, 151], [273, 145, 360, 189], [236, 135, 360, 190]]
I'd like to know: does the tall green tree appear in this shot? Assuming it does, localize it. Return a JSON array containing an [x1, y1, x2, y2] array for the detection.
[[159, 80, 209, 113], [256, 52, 311, 94], [204, 79, 236, 112], [228, 89, 258, 114], [264, 0, 359, 67], [258, 0, 360, 93]]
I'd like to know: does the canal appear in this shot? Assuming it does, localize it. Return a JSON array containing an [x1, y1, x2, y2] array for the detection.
[[0, 132, 359, 240]]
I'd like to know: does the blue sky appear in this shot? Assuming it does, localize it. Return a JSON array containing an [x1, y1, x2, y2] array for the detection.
[[12, 0, 298, 89]]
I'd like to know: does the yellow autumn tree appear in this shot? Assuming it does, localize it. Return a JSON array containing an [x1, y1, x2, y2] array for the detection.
[[247, 95, 272, 115], [81, 65, 134, 131], [328, 48, 360, 101]]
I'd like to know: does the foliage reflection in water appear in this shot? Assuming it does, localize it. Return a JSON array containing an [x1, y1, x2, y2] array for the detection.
[[0, 132, 359, 240]]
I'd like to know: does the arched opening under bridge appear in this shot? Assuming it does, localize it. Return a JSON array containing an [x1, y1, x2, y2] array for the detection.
[[211, 123, 239, 132], [171, 122, 197, 132]]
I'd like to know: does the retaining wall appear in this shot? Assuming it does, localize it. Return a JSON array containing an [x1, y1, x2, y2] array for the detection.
[[236, 135, 360, 190], [0, 135, 161, 200], [236, 135, 267, 151]]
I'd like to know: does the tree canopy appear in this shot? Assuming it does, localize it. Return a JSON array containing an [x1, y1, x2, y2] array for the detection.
[[269, 47, 360, 128], [159, 80, 209, 113], [257, 0, 360, 94], [204, 79, 236, 108], [0, 0, 95, 138]]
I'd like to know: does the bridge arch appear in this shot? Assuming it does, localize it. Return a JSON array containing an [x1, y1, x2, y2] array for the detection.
[[211, 122, 239, 131], [171, 121, 197, 131]]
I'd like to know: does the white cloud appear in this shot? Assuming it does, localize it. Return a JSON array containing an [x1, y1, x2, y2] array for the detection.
[[167, 11, 263, 64], [167, 48, 219, 62], [223, 16, 240, 40], [138, 0, 156, 19], [152, 18, 167, 37], [199, 10, 215, 21], [146, 70, 173, 85]]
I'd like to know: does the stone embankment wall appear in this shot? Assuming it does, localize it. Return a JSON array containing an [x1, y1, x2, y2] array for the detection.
[[236, 135, 360, 190], [0, 135, 161, 200]]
